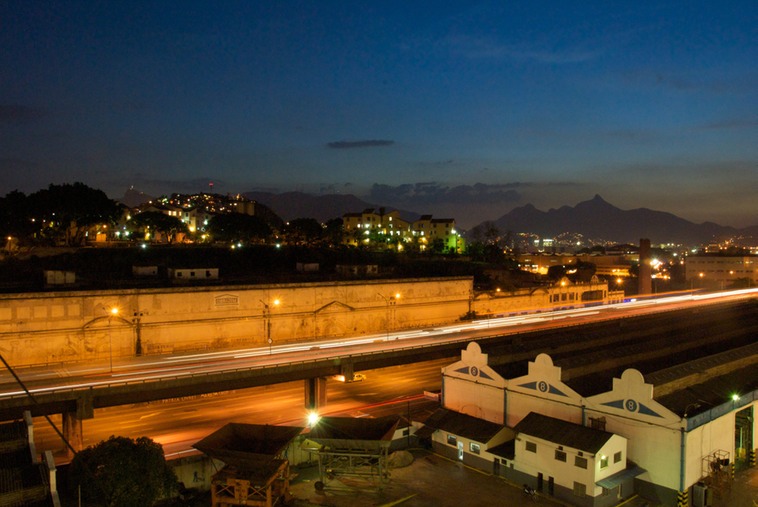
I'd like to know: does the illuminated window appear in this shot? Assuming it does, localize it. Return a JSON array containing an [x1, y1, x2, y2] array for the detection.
[[600, 456, 608, 469], [470, 443, 480, 454], [447, 435, 457, 446]]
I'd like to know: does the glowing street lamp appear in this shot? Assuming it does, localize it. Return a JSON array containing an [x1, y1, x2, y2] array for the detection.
[[260, 299, 280, 354], [106, 306, 119, 372]]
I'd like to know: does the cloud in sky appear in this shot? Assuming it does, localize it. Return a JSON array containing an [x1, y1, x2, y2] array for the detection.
[[124, 175, 227, 196], [700, 117, 758, 130], [0, 2, 754, 228], [445, 35, 603, 64], [0, 105, 46, 123], [369, 182, 522, 206], [326, 140, 394, 149]]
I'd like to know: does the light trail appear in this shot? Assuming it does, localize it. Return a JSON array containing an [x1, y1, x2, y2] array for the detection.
[[1, 288, 755, 401]]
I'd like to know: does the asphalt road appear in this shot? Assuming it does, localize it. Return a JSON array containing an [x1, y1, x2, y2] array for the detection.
[[32, 358, 449, 461], [11, 288, 757, 462]]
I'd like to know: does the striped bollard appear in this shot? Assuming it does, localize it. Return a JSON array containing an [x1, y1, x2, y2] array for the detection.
[[676, 489, 688, 507]]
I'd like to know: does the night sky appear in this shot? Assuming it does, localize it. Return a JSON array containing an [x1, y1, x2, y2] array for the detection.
[[1, 1, 756, 228]]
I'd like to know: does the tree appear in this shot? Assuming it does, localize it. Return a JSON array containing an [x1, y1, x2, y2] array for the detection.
[[129, 211, 188, 243], [282, 217, 323, 245], [0, 190, 36, 242], [28, 183, 122, 245], [207, 213, 272, 243], [483, 221, 500, 246], [322, 218, 344, 247], [69, 435, 178, 507]]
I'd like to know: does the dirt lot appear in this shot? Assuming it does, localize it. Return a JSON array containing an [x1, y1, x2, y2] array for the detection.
[[286, 449, 758, 507], [287, 448, 569, 507]]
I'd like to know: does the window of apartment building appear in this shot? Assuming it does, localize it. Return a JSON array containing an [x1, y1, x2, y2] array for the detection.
[[470, 443, 481, 454], [525, 441, 537, 453], [614, 451, 622, 464], [447, 435, 457, 446], [600, 455, 609, 469], [555, 450, 567, 462], [573, 482, 586, 497], [574, 456, 588, 469]]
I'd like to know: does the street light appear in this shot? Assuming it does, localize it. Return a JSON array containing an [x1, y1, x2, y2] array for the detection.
[[106, 306, 119, 373], [377, 292, 400, 339], [260, 299, 280, 354]]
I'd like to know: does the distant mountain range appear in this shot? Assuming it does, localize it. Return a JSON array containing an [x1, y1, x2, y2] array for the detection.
[[245, 191, 755, 246], [242, 191, 422, 224], [475, 194, 756, 245], [121, 188, 755, 246]]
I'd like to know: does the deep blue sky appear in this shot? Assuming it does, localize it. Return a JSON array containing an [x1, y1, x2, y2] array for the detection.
[[1, 1, 756, 228]]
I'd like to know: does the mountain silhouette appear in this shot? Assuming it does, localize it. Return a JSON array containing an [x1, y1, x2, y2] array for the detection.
[[243, 191, 420, 223], [243, 191, 755, 246], [477, 194, 745, 245]]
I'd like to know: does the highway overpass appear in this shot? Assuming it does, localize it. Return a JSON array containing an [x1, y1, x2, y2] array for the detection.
[[1, 288, 756, 453]]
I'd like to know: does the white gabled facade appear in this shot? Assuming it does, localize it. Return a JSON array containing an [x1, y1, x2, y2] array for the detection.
[[428, 341, 757, 507], [585, 370, 682, 493], [441, 342, 506, 424], [506, 353, 584, 427]]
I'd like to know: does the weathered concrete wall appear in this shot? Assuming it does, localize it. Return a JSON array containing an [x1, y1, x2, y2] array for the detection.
[[0, 277, 611, 367], [472, 279, 613, 317], [0, 277, 472, 367]]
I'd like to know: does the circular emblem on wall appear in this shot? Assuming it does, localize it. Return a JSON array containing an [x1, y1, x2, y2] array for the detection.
[[470, 366, 479, 377], [625, 399, 638, 412], [538, 381, 548, 393]]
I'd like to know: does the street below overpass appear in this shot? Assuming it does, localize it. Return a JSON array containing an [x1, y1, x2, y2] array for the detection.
[[4, 288, 756, 463], [34, 359, 448, 463]]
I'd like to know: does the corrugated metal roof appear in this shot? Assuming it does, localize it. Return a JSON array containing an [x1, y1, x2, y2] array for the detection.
[[306, 415, 400, 451], [193, 423, 304, 469]]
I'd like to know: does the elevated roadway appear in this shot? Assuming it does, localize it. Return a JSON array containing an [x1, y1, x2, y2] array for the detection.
[[1, 289, 756, 451]]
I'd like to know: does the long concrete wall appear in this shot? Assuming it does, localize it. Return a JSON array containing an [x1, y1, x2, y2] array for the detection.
[[0, 276, 612, 368], [0, 278, 472, 367]]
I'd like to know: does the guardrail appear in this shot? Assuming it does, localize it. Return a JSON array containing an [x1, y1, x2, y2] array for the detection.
[[2, 294, 752, 420]]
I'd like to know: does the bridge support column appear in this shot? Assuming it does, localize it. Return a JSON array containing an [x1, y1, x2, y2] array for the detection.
[[62, 411, 83, 457], [62, 391, 95, 457], [304, 377, 327, 411]]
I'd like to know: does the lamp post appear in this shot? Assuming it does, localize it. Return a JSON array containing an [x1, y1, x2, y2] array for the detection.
[[107, 306, 119, 373], [377, 292, 400, 339], [260, 299, 280, 354], [132, 311, 143, 356]]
